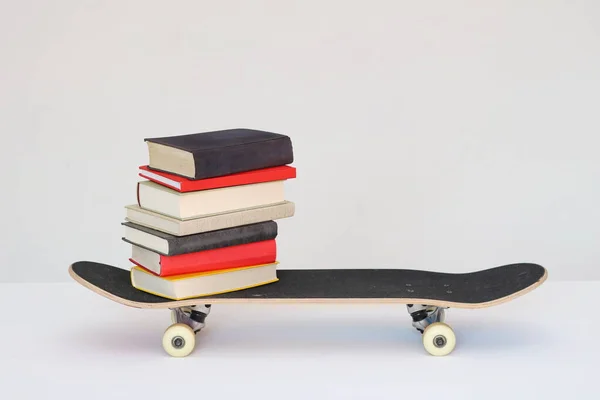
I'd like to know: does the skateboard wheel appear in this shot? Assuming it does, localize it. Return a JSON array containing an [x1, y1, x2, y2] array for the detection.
[[422, 322, 456, 356], [162, 323, 195, 357]]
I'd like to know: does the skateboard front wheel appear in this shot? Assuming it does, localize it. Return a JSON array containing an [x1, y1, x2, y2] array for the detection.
[[422, 322, 456, 356], [162, 323, 196, 357]]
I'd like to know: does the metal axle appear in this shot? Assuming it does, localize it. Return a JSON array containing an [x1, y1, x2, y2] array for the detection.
[[406, 304, 447, 333], [171, 304, 211, 333]]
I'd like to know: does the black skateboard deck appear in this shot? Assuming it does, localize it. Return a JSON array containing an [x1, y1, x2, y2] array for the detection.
[[68, 261, 547, 357], [69, 261, 546, 308]]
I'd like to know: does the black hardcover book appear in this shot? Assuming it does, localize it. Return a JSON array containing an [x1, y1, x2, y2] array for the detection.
[[121, 220, 278, 256], [144, 128, 294, 180]]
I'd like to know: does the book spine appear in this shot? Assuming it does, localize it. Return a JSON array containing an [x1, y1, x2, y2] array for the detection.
[[158, 240, 277, 277], [166, 221, 278, 255], [192, 137, 293, 179], [136, 182, 141, 206]]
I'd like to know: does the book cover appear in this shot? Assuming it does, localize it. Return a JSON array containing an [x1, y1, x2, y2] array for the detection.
[[122, 220, 278, 256], [129, 239, 277, 277], [130, 262, 279, 300], [136, 180, 286, 220], [145, 128, 294, 180], [124, 201, 295, 236], [138, 165, 296, 192]]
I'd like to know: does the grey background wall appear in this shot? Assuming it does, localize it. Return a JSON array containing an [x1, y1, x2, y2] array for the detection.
[[1, 1, 598, 282]]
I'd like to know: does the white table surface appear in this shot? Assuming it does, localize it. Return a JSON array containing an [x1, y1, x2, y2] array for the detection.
[[1, 280, 597, 399]]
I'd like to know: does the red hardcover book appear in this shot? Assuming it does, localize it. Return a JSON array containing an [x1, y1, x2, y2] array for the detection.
[[129, 239, 277, 277], [138, 165, 296, 192]]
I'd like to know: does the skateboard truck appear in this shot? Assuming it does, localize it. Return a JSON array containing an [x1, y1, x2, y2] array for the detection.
[[170, 304, 212, 332], [407, 304, 447, 333]]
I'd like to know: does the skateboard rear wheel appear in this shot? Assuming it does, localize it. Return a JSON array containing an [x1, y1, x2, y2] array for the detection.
[[422, 322, 456, 356], [162, 323, 195, 357]]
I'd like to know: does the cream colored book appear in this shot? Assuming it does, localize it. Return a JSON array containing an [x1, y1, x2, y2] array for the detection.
[[137, 180, 286, 220], [130, 262, 279, 300], [124, 201, 295, 236]]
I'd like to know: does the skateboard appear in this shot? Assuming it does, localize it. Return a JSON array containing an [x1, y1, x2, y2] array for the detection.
[[68, 261, 547, 357]]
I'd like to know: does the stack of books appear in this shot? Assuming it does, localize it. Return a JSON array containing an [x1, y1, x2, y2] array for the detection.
[[122, 128, 296, 300]]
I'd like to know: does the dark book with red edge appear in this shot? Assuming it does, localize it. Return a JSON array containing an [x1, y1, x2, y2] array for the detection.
[[138, 165, 296, 193], [129, 239, 277, 277]]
